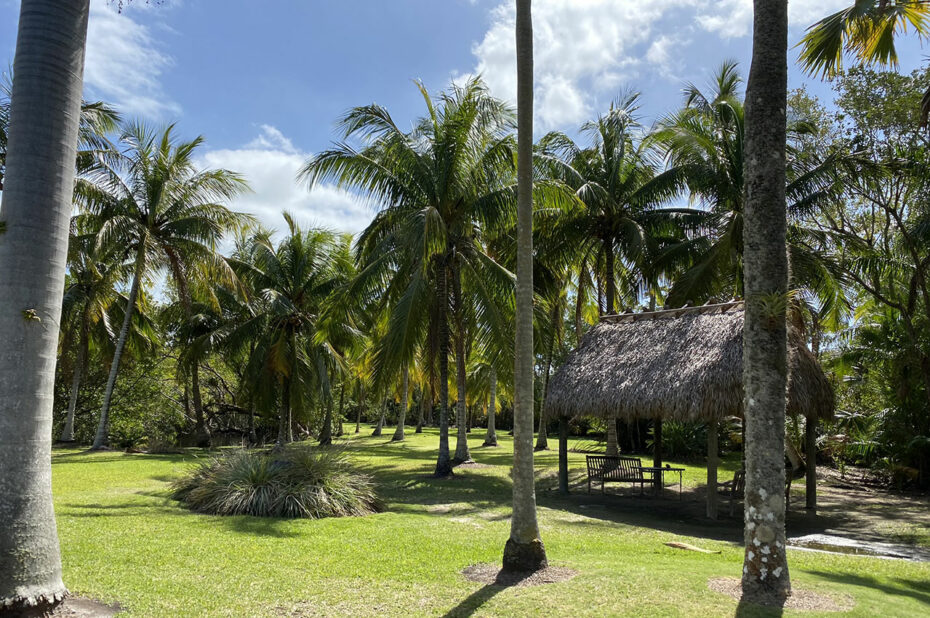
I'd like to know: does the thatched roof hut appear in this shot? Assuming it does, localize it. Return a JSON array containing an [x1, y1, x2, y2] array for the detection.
[[546, 301, 834, 423]]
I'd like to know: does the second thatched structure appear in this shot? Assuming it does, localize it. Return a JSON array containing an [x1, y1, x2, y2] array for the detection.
[[546, 301, 834, 517]]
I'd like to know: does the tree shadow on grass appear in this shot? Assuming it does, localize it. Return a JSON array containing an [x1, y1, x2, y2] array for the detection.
[[441, 571, 532, 618], [805, 570, 930, 607], [734, 598, 785, 617]]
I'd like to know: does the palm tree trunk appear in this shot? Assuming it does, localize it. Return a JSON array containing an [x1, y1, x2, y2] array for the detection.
[[503, 0, 547, 573], [575, 261, 586, 336], [604, 239, 616, 315], [276, 376, 291, 447], [355, 379, 363, 433], [0, 0, 89, 608], [319, 395, 333, 446], [335, 385, 345, 437], [416, 386, 425, 433], [741, 0, 791, 601], [434, 264, 453, 477], [93, 244, 144, 450], [535, 322, 555, 451], [372, 398, 385, 437], [484, 366, 498, 446], [392, 365, 409, 441], [452, 266, 472, 464], [60, 315, 89, 442], [606, 416, 619, 456]]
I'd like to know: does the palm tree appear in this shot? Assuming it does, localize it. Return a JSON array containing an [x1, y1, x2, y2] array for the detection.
[[77, 122, 249, 449], [223, 215, 354, 447], [0, 0, 90, 609], [302, 78, 524, 477], [503, 0, 548, 574], [656, 63, 845, 309], [740, 0, 793, 602], [799, 1, 930, 123], [58, 231, 151, 442], [537, 93, 687, 317]]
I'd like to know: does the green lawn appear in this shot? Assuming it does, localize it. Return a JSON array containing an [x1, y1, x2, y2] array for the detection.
[[52, 428, 930, 617]]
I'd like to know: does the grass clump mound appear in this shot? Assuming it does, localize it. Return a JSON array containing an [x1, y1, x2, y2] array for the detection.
[[171, 446, 381, 519]]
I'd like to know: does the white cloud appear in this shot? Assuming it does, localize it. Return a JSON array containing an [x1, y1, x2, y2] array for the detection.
[[84, 0, 180, 119], [470, 0, 855, 131], [471, 0, 698, 130], [198, 126, 372, 238], [696, 0, 852, 39]]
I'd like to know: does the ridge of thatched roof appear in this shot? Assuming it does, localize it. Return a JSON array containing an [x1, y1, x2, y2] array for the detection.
[[546, 304, 834, 423]]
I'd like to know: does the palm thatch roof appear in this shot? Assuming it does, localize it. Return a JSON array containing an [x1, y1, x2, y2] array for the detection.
[[546, 301, 834, 422]]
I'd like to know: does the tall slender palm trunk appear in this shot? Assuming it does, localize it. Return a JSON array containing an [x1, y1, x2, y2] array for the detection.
[[276, 376, 291, 447], [392, 365, 409, 441], [355, 379, 363, 433], [60, 316, 89, 442], [604, 240, 616, 315], [335, 386, 345, 437], [416, 386, 426, 433], [606, 416, 619, 456], [0, 0, 90, 608], [503, 0, 547, 573], [484, 367, 498, 446], [452, 268, 472, 463], [372, 398, 386, 437], [535, 322, 556, 451], [741, 0, 791, 602], [93, 244, 145, 449], [434, 265, 453, 477], [319, 396, 334, 446]]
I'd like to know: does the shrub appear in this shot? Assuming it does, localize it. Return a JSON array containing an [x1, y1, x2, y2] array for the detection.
[[171, 446, 381, 519]]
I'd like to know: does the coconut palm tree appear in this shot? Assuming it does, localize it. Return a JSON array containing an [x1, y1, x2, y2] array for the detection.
[[77, 122, 249, 449], [536, 93, 689, 317], [302, 78, 526, 476], [0, 0, 90, 609], [223, 215, 355, 447], [656, 63, 845, 309], [58, 231, 156, 442], [799, 1, 930, 123], [740, 0, 793, 602], [503, 0, 548, 574], [0, 70, 120, 191]]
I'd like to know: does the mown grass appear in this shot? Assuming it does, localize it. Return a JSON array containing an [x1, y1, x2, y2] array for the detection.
[[52, 427, 930, 617]]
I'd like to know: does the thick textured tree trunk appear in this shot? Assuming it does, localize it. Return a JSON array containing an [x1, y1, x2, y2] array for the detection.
[[0, 0, 90, 608], [741, 0, 791, 601], [503, 0, 547, 573], [93, 245, 144, 450], [435, 265, 453, 476], [452, 268, 472, 464], [392, 365, 409, 441], [484, 367, 498, 446], [60, 317, 89, 443], [606, 416, 619, 456]]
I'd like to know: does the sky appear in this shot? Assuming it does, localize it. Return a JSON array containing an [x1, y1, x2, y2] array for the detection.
[[1, 0, 926, 237]]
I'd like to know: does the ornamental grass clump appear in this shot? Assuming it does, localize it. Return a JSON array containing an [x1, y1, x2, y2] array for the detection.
[[171, 446, 381, 519]]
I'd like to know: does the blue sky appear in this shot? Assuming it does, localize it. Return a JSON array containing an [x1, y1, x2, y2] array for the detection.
[[1, 0, 926, 235]]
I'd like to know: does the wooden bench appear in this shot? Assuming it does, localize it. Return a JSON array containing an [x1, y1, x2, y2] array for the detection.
[[586, 455, 655, 495], [717, 469, 794, 516]]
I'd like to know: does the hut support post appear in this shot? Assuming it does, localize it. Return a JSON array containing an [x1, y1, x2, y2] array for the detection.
[[558, 416, 569, 495], [707, 420, 718, 520], [806, 416, 817, 511], [653, 419, 663, 490]]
